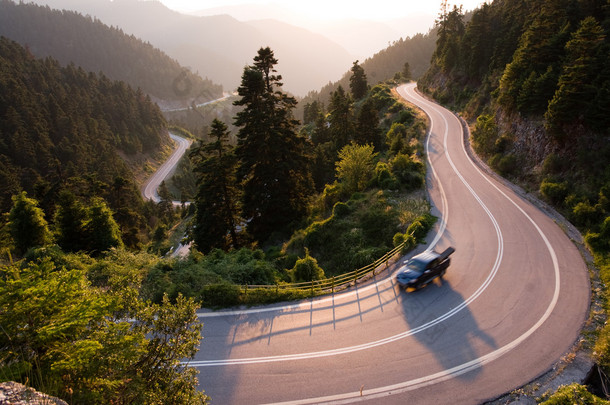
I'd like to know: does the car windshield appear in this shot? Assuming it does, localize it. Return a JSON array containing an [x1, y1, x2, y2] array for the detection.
[[406, 258, 427, 274]]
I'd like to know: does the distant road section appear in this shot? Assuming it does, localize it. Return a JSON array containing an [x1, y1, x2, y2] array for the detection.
[[142, 132, 192, 204]]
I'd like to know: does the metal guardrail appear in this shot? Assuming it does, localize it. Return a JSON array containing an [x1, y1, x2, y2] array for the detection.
[[237, 241, 408, 297]]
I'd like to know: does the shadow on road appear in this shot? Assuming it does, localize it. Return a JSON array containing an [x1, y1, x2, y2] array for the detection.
[[399, 279, 496, 381]]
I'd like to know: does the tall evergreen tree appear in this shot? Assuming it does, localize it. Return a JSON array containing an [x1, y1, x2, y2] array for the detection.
[[234, 47, 313, 243], [85, 197, 123, 255], [545, 16, 606, 135], [355, 97, 381, 149], [54, 190, 87, 253], [8, 191, 51, 255], [328, 86, 355, 150], [190, 119, 240, 253], [349, 60, 368, 100]]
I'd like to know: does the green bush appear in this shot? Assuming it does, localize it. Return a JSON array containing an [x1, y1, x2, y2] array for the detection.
[[292, 250, 325, 282], [540, 383, 608, 404], [199, 284, 241, 308], [540, 179, 569, 205], [406, 213, 436, 242], [375, 162, 399, 190], [490, 153, 518, 176], [393, 232, 406, 247], [332, 201, 351, 218]]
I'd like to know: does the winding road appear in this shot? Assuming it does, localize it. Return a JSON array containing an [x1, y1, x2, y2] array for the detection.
[[142, 132, 192, 204], [192, 82, 590, 404]]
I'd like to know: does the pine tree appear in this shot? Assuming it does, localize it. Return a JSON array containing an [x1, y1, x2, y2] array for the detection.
[[355, 98, 381, 149], [85, 197, 123, 255], [545, 17, 606, 136], [234, 47, 313, 243], [8, 191, 51, 255], [328, 86, 355, 150], [349, 60, 368, 100], [54, 190, 87, 253], [190, 119, 240, 253]]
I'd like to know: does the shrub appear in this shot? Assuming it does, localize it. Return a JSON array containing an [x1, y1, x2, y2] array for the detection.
[[292, 250, 325, 282], [393, 232, 406, 247], [375, 162, 398, 190], [571, 201, 603, 229], [406, 213, 436, 242], [199, 284, 241, 308], [540, 383, 608, 404], [490, 153, 517, 176], [540, 179, 569, 205], [332, 201, 351, 218]]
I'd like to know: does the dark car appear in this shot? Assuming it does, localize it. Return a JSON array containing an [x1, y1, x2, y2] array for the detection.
[[396, 247, 455, 290]]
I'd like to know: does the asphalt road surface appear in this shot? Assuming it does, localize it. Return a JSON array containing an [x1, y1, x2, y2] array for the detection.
[[142, 132, 192, 204], [192, 82, 590, 404]]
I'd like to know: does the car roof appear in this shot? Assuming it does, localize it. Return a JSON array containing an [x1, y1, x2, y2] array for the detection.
[[411, 250, 440, 264]]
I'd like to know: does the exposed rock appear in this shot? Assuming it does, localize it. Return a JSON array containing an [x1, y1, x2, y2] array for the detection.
[[0, 382, 67, 405]]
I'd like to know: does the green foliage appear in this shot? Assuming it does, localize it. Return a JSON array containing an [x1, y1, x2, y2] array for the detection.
[[540, 383, 609, 404], [190, 119, 241, 253], [545, 16, 607, 136], [142, 248, 277, 304], [0, 37, 167, 244], [375, 162, 399, 190], [8, 192, 51, 255], [540, 179, 569, 205], [200, 284, 241, 308], [390, 153, 425, 190], [585, 217, 610, 253], [406, 213, 436, 243], [0, 0, 222, 103], [0, 249, 208, 404], [234, 47, 314, 243], [292, 249, 325, 282], [349, 60, 368, 100], [336, 143, 377, 194], [471, 114, 498, 157], [85, 198, 124, 256]]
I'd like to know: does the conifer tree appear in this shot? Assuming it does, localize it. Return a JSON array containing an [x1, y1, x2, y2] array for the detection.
[[355, 97, 381, 149], [545, 17, 606, 136], [85, 197, 123, 255], [328, 86, 355, 150], [190, 119, 240, 253], [234, 47, 313, 243], [54, 190, 87, 253], [8, 191, 51, 255], [349, 60, 368, 99]]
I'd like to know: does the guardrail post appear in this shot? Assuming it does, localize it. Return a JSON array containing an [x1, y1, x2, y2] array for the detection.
[[332, 276, 335, 294], [311, 280, 314, 297], [276, 283, 279, 294], [354, 271, 358, 285], [244, 284, 248, 298]]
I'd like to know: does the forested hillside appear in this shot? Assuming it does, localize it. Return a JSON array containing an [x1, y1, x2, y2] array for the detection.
[[419, 0, 610, 399], [419, 0, 609, 244], [299, 31, 436, 112], [0, 0, 223, 104], [0, 37, 169, 245]]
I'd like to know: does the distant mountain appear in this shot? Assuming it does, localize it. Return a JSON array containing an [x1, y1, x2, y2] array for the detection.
[[29, 0, 355, 96], [300, 31, 436, 110], [192, 3, 436, 59], [0, 0, 222, 105]]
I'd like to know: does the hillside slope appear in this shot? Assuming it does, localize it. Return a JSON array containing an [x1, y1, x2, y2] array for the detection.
[[0, 37, 168, 230], [0, 0, 222, 105]]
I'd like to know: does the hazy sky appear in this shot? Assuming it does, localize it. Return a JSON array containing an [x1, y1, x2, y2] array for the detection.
[[159, 1, 487, 21]]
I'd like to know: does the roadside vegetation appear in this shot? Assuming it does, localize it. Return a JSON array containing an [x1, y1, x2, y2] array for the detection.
[[143, 49, 433, 308]]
